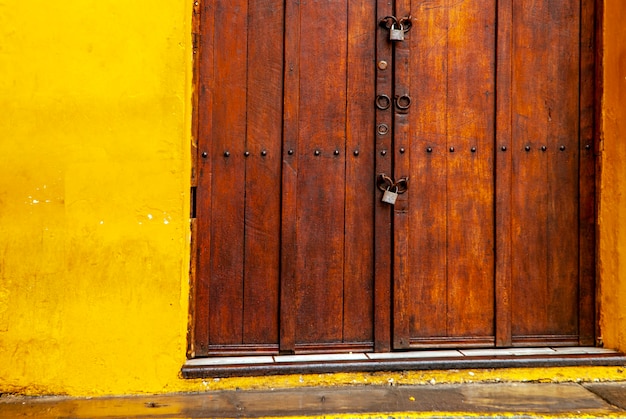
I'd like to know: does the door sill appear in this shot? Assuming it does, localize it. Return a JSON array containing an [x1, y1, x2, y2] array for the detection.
[[181, 347, 626, 379]]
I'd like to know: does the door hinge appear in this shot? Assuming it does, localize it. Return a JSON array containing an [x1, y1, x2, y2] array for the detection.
[[192, 33, 200, 56], [190, 186, 197, 219], [192, 0, 201, 54]]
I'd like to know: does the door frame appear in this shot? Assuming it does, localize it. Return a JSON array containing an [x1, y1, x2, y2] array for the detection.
[[187, 0, 603, 359]]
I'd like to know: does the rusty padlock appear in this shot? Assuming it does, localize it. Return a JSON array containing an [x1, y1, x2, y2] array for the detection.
[[389, 22, 404, 41]]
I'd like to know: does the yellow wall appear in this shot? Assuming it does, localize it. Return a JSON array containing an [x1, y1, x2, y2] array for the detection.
[[0, 0, 624, 397], [599, 0, 626, 351], [0, 1, 193, 395]]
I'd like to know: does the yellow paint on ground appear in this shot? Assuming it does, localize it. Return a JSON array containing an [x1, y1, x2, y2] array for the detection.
[[252, 414, 626, 419], [178, 367, 626, 394]]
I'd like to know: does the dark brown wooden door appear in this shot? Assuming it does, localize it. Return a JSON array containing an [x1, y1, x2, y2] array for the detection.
[[193, 0, 378, 356], [191, 0, 595, 357], [389, 0, 595, 349], [390, 0, 497, 349]]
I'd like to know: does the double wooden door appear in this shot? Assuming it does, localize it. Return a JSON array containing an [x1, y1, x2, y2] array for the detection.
[[190, 0, 596, 357]]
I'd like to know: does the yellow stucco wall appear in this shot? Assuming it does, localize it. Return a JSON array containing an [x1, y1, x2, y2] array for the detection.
[[599, 0, 626, 351], [0, 1, 193, 395], [0, 0, 624, 397]]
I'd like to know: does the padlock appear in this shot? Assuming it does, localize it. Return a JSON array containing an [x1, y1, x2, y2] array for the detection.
[[382, 186, 399, 205], [389, 23, 404, 41]]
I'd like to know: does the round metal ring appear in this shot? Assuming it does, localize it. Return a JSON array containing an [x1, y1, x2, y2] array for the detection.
[[379, 16, 398, 29], [377, 174, 394, 192], [399, 16, 413, 32], [375, 94, 391, 110], [396, 95, 412, 110], [377, 123, 389, 135], [395, 177, 409, 194]]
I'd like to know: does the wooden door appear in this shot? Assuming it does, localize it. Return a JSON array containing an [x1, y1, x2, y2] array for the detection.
[[390, 0, 497, 349], [190, 0, 596, 357], [192, 0, 377, 356], [390, 0, 596, 349]]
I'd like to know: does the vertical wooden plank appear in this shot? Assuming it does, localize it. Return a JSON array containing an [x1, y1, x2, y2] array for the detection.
[[511, 0, 582, 344], [193, 0, 216, 356], [405, 0, 449, 342], [392, 0, 412, 349], [208, 0, 248, 345], [280, 0, 301, 353], [546, 0, 580, 337], [294, 0, 348, 346], [511, 0, 550, 339], [343, 0, 376, 345], [578, 0, 597, 346], [495, 0, 513, 347], [374, 0, 394, 352], [242, 0, 284, 346], [444, 0, 496, 340], [592, 0, 603, 345]]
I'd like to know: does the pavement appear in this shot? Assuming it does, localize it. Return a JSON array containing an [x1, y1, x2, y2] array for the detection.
[[2, 382, 626, 418]]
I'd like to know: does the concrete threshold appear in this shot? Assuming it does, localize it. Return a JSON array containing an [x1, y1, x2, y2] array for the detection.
[[182, 347, 626, 378], [2, 382, 626, 418]]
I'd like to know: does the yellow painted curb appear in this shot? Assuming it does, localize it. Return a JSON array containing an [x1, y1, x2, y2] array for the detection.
[[217, 413, 626, 419], [187, 366, 626, 393]]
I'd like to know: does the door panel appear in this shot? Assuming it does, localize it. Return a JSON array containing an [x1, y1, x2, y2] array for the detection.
[[282, 0, 377, 351], [509, 0, 582, 345], [194, 0, 285, 355], [344, 1, 378, 344], [394, 0, 496, 348], [195, 0, 377, 355]]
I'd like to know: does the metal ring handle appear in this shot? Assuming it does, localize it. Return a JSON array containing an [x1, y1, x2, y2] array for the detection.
[[377, 174, 394, 192], [395, 177, 409, 194], [375, 94, 391, 110], [396, 95, 412, 110], [379, 15, 399, 29], [398, 16, 413, 32]]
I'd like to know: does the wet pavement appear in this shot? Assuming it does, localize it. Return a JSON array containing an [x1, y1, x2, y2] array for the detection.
[[2, 382, 626, 418]]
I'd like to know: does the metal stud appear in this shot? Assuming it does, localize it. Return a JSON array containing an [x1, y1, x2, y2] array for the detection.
[[261, 150, 267, 156], [560, 145, 566, 151], [354, 150, 360, 156], [426, 147, 433, 153], [314, 150, 321, 156], [525, 146, 531, 152], [224, 151, 230, 157], [381, 150, 387, 156], [541, 145, 547, 151], [501, 146, 507, 151], [201, 151, 208, 158], [334, 149, 340, 156], [585, 144, 591, 150], [471, 147, 477, 153], [449, 147, 455, 152], [399, 147, 406, 154], [244, 151, 250, 157], [288, 149, 294, 155]]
